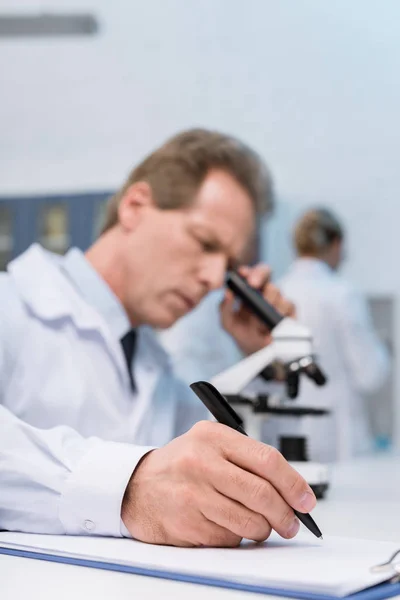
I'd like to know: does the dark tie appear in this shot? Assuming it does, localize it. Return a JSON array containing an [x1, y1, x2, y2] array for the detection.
[[120, 330, 137, 391]]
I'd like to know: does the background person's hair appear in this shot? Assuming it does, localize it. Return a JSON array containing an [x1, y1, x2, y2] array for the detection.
[[101, 128, 274, 233], [294, 208, 344, 257]]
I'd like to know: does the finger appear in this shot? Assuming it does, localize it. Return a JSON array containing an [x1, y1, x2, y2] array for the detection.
[[262, 285, 295, 319], [221, 288, 235, 308], [263, 286, 296, 318], [184, 515, 243, 548], [237, 263, 271, 290], [220, 290, 236, 328], [263, 284, 282, 307], [237, 265, 251, 278], [261, 332, 273, 346], [279, 298, 296, 318], [264, 284, 296, 317], [198, 423, 316, 513], [237, 310, 269, 335], [245, 263, 272, 290], [227, 439, 316, 513], [201, 491, 272, 543], [220, 289, 256, 329], [210, 461, 300, 539]]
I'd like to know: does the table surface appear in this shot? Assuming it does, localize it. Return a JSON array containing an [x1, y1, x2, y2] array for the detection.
[[3, 453, 400, 600]]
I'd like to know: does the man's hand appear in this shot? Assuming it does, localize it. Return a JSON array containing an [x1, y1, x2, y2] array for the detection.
[[122, 421, 316, 547], [220, 264, 296, 356]]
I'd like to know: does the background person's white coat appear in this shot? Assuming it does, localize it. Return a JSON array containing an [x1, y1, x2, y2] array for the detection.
[[262, 258, 390, 462]]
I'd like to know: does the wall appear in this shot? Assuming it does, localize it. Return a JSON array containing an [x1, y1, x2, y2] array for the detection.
[[1, 0, 399, 440]]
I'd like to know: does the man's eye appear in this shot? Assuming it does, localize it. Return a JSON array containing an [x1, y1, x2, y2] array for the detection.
[[201, 240, 217, 252]]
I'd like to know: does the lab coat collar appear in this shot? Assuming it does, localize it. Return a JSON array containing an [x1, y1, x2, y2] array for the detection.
[[8, 244, 135, 386], [59, 248, 171, 371], [62, 247, 131, 341], [289, 258, 334, 278], [8, 244, 170, 378], [8, 244, 108, 330]]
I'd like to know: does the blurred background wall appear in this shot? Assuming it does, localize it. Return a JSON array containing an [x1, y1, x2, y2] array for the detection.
[[0, 0, 398, 446]]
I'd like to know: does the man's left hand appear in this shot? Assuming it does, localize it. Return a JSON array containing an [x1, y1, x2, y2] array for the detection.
[[220, 264, 296, 356]]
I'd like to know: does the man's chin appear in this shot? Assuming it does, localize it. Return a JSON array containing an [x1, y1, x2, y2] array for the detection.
[[145, 296, 197, 329], [150, 310, 186, 330]]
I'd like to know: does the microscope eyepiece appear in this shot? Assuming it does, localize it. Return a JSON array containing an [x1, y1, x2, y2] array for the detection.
[[304, 362, 327, 386]]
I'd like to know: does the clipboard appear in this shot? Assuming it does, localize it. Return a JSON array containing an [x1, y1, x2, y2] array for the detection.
[[1, 532, 400, 600]]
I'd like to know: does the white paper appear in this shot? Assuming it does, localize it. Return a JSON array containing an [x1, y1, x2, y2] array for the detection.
[[0, 531, 398, 597]]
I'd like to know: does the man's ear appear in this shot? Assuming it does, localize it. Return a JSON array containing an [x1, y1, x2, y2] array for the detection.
[[118, 182, 155, 232]]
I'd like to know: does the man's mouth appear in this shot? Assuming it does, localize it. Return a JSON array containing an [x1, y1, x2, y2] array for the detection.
[[177, 293, 196, 311]]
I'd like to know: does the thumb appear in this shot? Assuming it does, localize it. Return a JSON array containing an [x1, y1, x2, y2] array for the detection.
[[220, 289, 235, 326], [220, 288, 235, 311]]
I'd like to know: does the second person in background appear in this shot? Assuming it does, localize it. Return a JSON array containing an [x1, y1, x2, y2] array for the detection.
[[263, 208, 390, 462]]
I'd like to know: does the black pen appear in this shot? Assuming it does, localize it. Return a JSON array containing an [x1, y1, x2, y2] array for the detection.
[[190, 380, 323, 540]]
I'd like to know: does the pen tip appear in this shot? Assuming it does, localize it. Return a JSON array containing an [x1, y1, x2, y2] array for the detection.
[[319, 535, 324, 541]]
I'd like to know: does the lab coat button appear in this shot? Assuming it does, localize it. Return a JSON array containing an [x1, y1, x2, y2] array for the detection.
[[84, 519, 95, 532]]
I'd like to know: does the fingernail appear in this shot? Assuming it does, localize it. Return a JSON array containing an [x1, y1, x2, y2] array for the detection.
[[300, 491, 316, 511], [287, 518, 300, 538]]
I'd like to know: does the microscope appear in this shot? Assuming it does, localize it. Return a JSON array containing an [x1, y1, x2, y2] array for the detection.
[[210, 271, 330, 498]]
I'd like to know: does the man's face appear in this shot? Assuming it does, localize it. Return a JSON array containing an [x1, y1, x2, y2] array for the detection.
[[122, 169, 256, 328]]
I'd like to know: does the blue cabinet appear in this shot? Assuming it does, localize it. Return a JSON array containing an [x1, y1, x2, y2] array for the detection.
[[0, 191, 112, 270]]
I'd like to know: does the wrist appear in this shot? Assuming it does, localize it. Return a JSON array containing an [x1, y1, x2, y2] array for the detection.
[[121, 449, 155, 534]]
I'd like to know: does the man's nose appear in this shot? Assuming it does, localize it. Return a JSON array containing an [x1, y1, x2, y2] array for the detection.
[[199, 254, 227, 291]]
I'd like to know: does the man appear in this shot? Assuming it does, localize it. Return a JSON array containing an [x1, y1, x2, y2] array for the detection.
[[0, 129, 316, 546]]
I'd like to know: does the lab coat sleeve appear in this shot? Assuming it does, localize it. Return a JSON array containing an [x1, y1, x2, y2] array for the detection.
[[336, 287, 390, 393], [0, 403, 153, 536]]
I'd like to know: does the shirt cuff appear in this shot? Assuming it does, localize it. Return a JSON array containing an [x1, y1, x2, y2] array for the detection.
[[120, 520, 132, 538], [59, 440, 155, 537]]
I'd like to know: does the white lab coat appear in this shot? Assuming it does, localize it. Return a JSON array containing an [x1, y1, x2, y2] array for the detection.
[[262, 258, 390, 463], [0, 244, 206, 536]]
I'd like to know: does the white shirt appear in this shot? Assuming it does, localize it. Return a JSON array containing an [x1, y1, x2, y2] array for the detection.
[[0, 245, 207, 536], [262, 258, 390, 462]]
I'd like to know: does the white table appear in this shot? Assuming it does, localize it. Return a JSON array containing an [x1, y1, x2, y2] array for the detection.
[[3, 453, 400, 600]]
